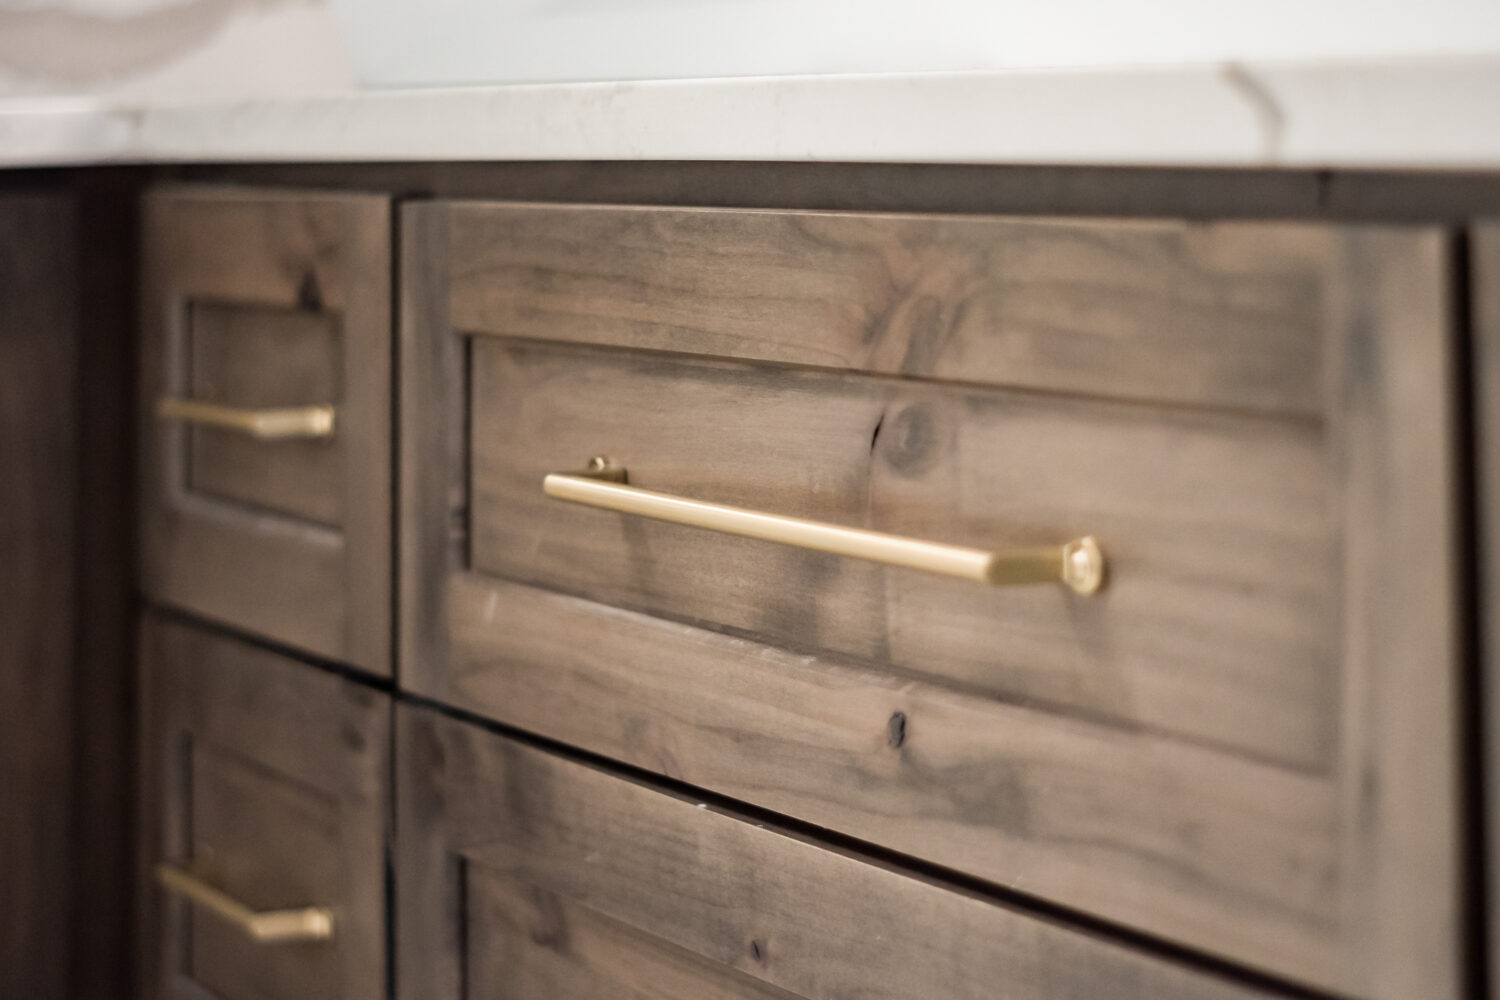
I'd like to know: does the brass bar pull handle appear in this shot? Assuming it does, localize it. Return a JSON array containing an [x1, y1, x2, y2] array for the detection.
[[543, 458, 1104, 595], [156, 397, 336, 441], [155, 863, 335, 944]]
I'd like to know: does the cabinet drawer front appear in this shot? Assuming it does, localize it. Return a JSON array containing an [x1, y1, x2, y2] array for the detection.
[[401, 201, 1460, 995], [138, 616, 389, 1000], [396, 705, 1286, 1000], [141, 187, 392, 674]]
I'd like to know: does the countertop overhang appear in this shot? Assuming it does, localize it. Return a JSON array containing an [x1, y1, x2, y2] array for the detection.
[[3, 56, 1500, 171]]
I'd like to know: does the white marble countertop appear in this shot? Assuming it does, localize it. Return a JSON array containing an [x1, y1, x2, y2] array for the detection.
[[4, 56, 1500, 171]]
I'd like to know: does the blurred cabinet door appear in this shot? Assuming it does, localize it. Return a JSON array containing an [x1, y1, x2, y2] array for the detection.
[[138, 614, 389, 1000], [140, 186, 392, 675]]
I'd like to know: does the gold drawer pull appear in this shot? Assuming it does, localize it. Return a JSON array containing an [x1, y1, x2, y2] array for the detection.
[[156, 397, 336, 441], [543, 458, 1104, 595], [155, 863, 335, 943]]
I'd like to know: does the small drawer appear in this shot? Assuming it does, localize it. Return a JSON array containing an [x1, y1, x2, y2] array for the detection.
[[138, 615, 389, 1000], [400, 201, 1460, 995], [141, 187, 392, 674], [396, 704, 1288, 1000]]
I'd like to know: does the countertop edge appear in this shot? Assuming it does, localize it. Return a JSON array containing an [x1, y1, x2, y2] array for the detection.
[[4, 57, 1500, 171]]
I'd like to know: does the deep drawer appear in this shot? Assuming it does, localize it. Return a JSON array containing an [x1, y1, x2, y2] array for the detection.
[[396, 704, 1290, 1000], [400, 201, 1460, 995], [137, 615, 389, 1000], [140, 187, 392, 675]]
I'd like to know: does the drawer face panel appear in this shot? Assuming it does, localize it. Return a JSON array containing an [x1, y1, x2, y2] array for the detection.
[[141, 187, 392, 674], [468, 337, 1332, 766], [396, 705, 1285, 1000], [138, 615, 389, 1000], [401, 202, 1460, 995]]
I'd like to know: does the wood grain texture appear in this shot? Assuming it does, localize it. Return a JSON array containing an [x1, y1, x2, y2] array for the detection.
[[185, 301, 343, 526], [446, 203, 1336, 416], [438, 573, 1337, 980], [466, 865, 805, 1000], [0, 193, 78, 1000], [466, 337, 1333, 767], [398, 201, 457, 691], [1471, 223, 1500, 1000], [402, 200, 1464, 996], [190, 744, 342, 999], [1326, 229, 1463, 1000], [140, 185, 392, 675], [137, 614, 389, 1000], [395, 704, 1291, 1000]]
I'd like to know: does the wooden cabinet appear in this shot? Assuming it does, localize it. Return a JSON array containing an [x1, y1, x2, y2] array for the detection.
[[105, 176, 1484, 1000], [137, 615, 389, 1000], [140, 187, 393, 675], [395, 703, 1288, 1000], [399, 201, 1460, 996]]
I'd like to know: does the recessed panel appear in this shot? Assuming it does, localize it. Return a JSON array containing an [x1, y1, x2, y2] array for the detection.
[[466, 864, 801, 1000], [185, 301, 344, 527], [465, 337, 1334, 767], [188, 745, 342, 1000]]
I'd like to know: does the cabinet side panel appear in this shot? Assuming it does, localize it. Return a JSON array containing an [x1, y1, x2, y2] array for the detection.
[[1474, 223, 1500, 1000], [0, 193, 78, 1000]]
